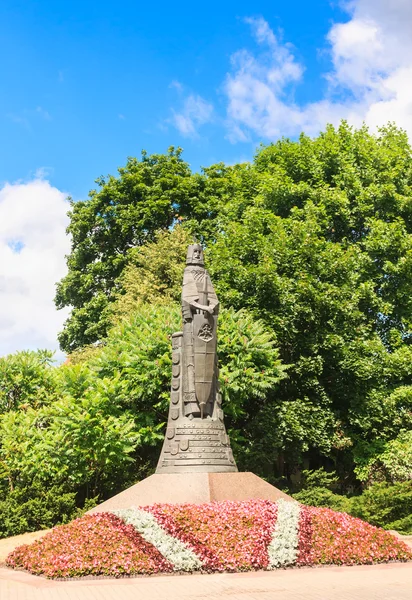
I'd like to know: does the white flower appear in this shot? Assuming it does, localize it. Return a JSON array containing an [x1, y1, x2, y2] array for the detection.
[[267, 500, 301, 568], [113, 507, 203, 571]]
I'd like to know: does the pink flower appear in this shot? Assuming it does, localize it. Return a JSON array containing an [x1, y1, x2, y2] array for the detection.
[[6, 513, 172, 578]]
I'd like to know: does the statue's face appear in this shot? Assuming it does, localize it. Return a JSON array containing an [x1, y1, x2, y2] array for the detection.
[[187, 244, 204, 265]]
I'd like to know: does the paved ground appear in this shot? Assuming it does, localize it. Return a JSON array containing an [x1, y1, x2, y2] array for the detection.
[[0, 563, 411, 600]]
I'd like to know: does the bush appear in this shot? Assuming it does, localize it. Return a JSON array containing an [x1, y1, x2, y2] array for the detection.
[[0, 350, 58, 413], [388, 515, 412, 535], [349, 481, 412, 532], [293, 487, 351, 513], [355, 430, 412, 485], [0, 484, 81, 538], [293, 468, 351, 512]]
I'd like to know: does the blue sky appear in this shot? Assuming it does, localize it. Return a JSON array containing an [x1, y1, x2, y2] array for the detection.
[[1, 0, 412, 357], [0, 0, 350, 198]]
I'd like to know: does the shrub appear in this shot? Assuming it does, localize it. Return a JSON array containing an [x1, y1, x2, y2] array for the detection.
[[293, 487, 351, 512], [294, 480, 412, 534], [293, 468, 351, 512], [349, 481, 412, 532], [0, 485, 80, 538], [355, 431, 412, 485], [387, 515, 412, 535], [0, 350, 58, 413]]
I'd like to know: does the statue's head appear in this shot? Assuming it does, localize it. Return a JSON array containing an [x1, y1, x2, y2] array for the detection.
[[186, 244, 204, 266]]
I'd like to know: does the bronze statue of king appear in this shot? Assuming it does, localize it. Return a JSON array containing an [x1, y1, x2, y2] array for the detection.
[[156, 244, 238, 473]]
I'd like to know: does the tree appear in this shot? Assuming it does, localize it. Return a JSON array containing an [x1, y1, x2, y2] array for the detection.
[[0, 298, 285, 516], [55, 122, 412, 484], [113, 226, 193, 319], [354, 430, 412, 484], [0, 394, 138, 498], [55, 147, 197, 351], [203, 123, 412, 479]]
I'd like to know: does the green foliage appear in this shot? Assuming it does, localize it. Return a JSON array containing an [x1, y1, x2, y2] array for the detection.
[[205, 123, 412, 474], [54, 122, 412, 484], [0, 301, 285, 537], [0, 350, 58, 413], [3, 121, 412, 536], [387, 514, 412, 535], [113, 226, 193, 318], [294, 475, 412, 534], [293, 487, 351, 513], [349, 481, 412, 532], [55, 148, 197, 352], [0, 394, 138, 498], [293, 467, 350, 512], [217, 308, 288, 411], [0, 484, 80, 538], [70, 302, 287, 461], [354, 430, 412, 484], [301, 467, 339, 489]]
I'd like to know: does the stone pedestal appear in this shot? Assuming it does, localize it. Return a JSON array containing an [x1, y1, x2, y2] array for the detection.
[[88, 472, 294, 513]]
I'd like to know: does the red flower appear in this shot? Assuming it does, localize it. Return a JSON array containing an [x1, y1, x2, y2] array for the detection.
[[147, 499, 277, 571]]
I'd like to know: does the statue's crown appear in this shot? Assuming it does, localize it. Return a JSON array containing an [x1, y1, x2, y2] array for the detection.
[[186, 244, 204, 266]]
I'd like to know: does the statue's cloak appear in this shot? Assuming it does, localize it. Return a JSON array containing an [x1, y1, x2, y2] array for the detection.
[[181, 267, 218, 315], [181, 267, 219, 409]]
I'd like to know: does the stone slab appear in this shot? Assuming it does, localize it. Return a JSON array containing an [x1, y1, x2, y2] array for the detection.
[[88, 472, 293, 513]]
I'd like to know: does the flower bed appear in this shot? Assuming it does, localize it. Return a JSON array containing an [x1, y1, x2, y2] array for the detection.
[[6, 500, 411, 578], [6, 512, 172, 578], [298, 505, 410, 566]]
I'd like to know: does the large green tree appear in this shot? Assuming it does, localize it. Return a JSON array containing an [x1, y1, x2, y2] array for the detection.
[[206, 123, 412, 478], [55, 147, 199, 351], [56, 122, 412, 483]]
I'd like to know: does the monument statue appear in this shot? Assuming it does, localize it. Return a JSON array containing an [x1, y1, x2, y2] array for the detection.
[[156, 244, 238, 473], [89, 243, 292, 512]]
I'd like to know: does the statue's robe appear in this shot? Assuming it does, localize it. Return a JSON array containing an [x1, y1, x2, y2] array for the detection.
[[181, 265, 219, 417]]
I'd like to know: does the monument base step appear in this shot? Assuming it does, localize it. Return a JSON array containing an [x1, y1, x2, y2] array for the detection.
[[89, 472, 294, 513]]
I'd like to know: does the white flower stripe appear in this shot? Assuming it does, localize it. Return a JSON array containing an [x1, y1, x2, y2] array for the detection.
[[113, 507, 204, 571], [267, 499, 301, 569]]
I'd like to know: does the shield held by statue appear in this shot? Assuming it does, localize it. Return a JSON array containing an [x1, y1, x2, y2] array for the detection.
[[193, 312, 217, 406]]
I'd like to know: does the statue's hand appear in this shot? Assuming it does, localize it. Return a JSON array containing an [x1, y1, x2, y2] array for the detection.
[[190, 300, 214, 314]]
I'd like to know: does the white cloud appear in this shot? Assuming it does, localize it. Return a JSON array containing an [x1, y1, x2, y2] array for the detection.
[[224, 4, 412, 141], [35, 106, 51, 120], [8, 106, 52, 130], [0, 177, 70, 360], [169, 80, 183, 92], [170, 94, 214, 137]]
